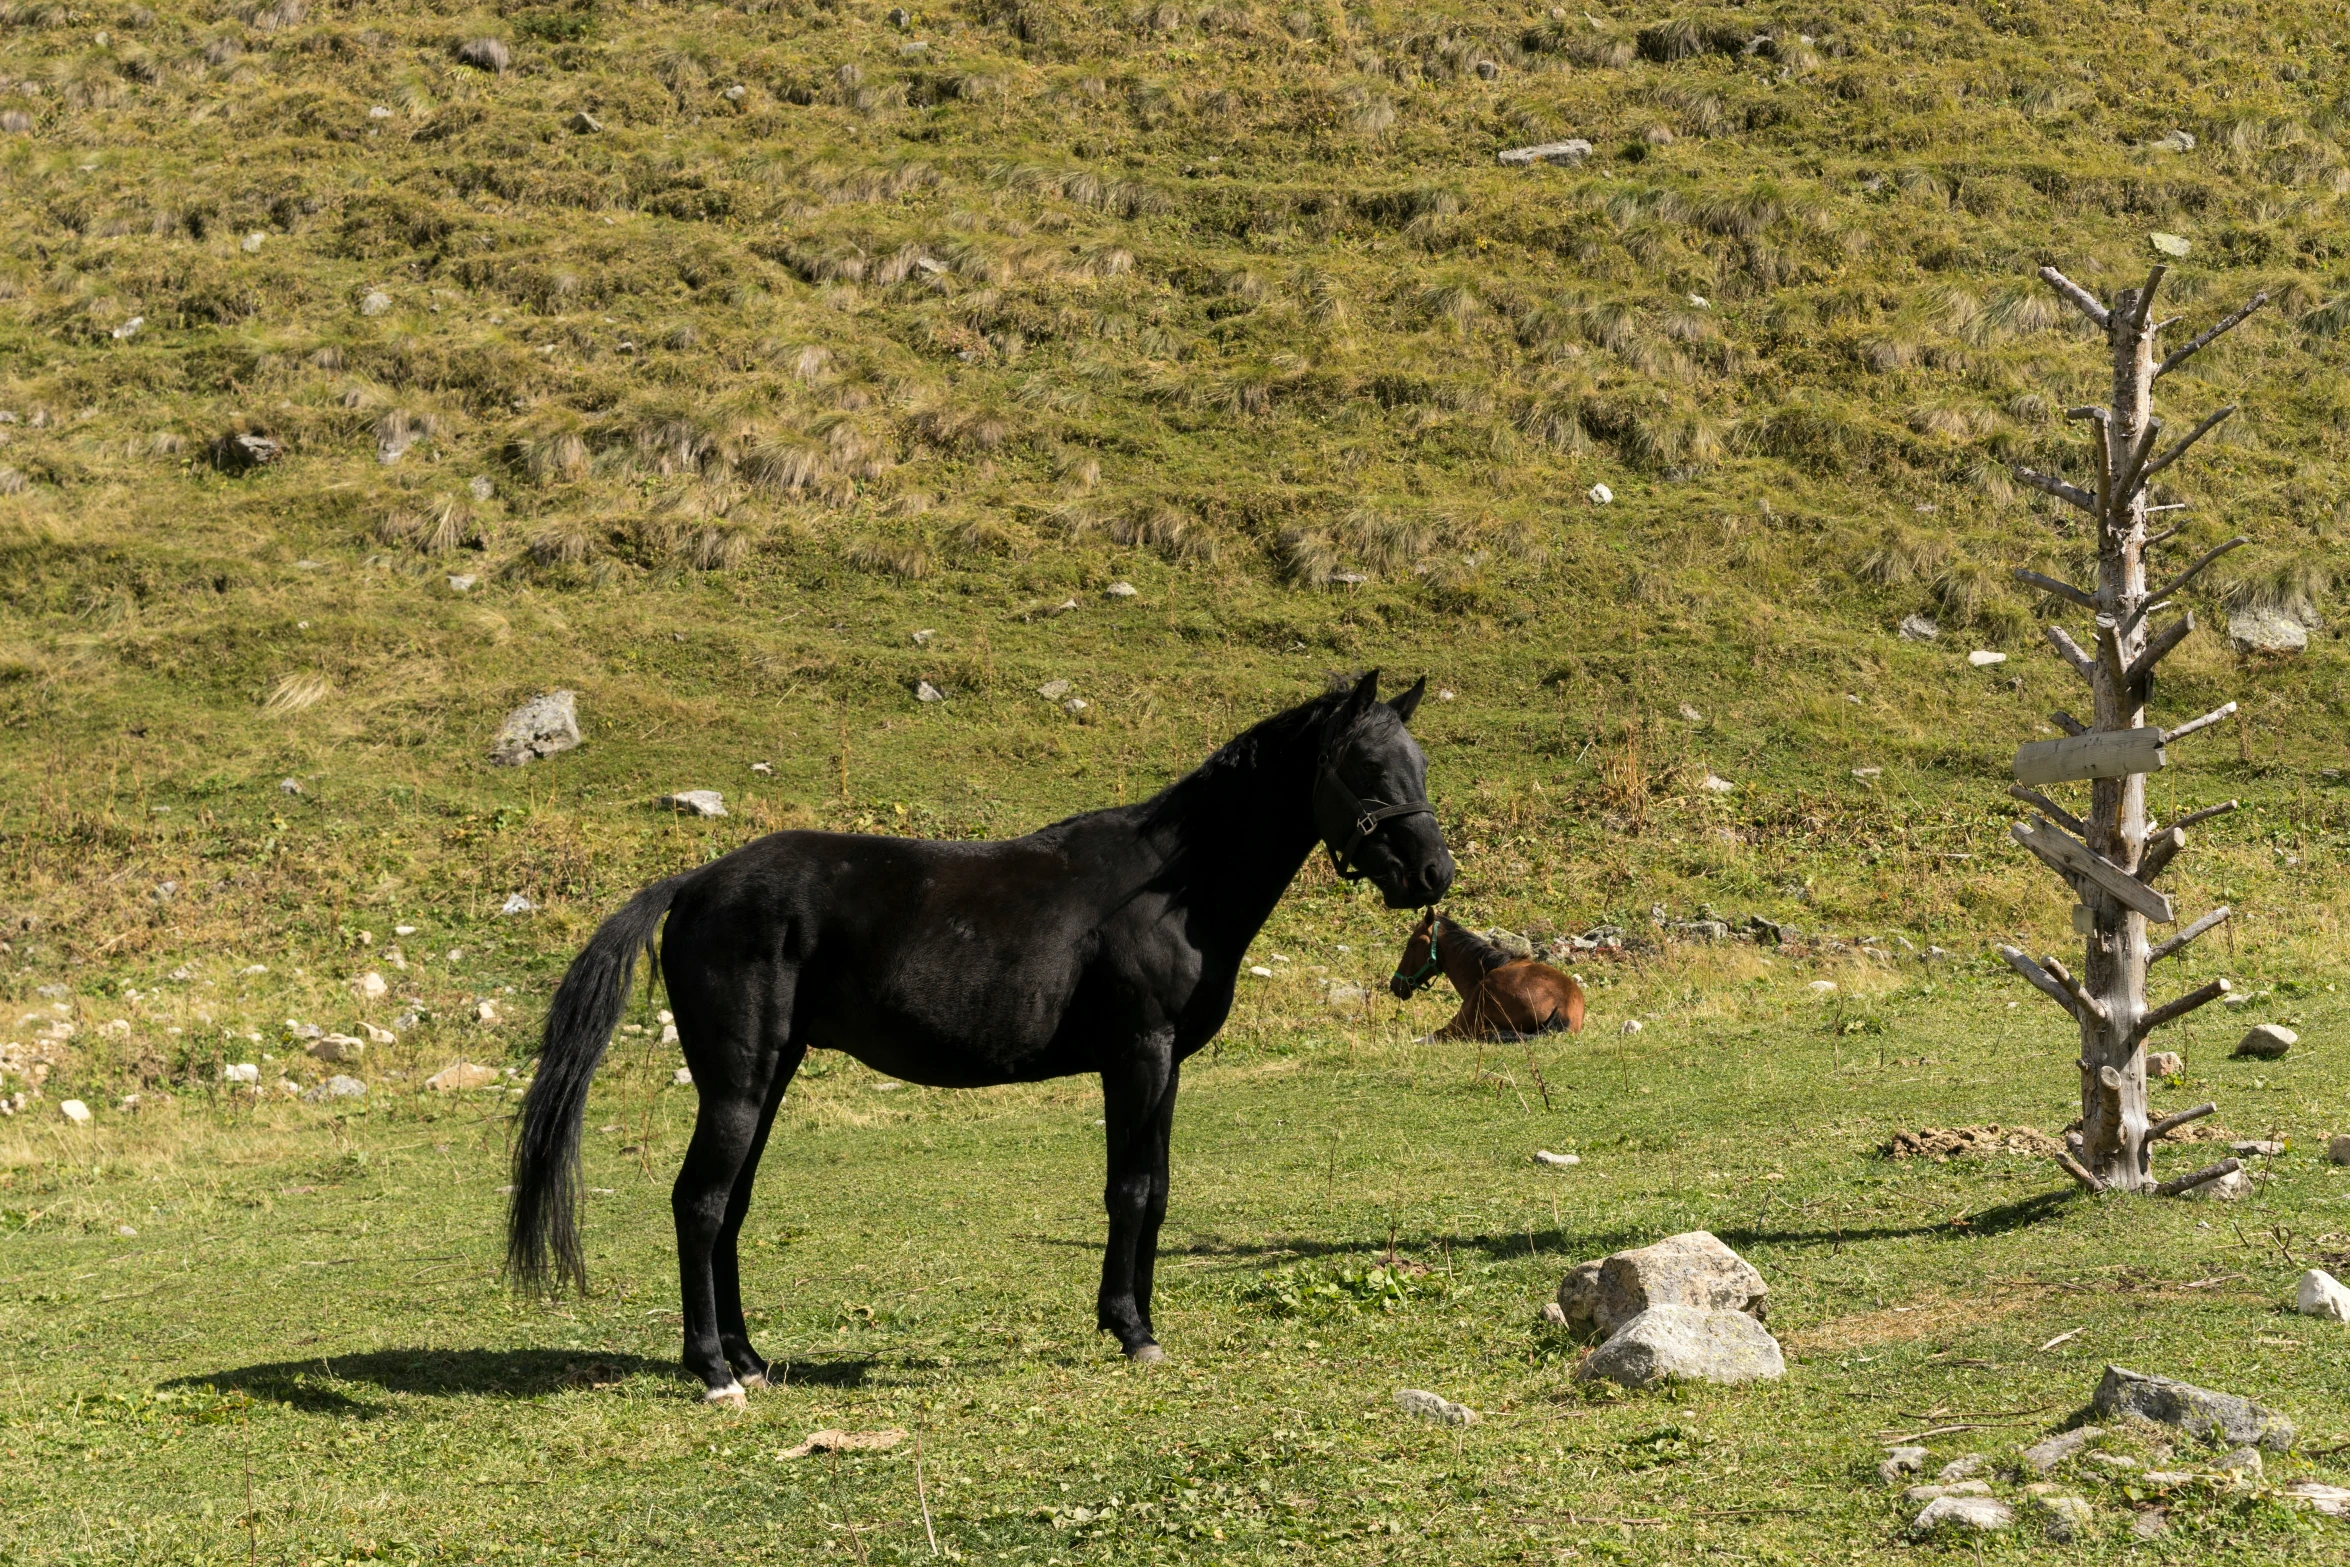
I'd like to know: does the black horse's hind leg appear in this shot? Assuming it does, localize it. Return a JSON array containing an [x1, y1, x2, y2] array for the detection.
[[1097, 1039, 1177, 1360], [715, 1042, 805, 1390], [672, 999, 796, 1405]]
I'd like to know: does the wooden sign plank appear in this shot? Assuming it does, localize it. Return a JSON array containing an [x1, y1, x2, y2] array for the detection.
[[2010, 815, 2176, 923], [2014, 726, 2167, 786]]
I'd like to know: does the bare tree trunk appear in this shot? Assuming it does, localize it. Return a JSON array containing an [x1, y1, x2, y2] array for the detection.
[[1999, 264, 2264, 1196]]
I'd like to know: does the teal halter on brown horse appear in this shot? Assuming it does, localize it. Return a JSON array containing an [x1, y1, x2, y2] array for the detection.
[[1390, 911, 1586, 1039]]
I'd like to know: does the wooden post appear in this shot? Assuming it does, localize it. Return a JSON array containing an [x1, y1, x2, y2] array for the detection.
[[2001, 264, 2261, 1196]]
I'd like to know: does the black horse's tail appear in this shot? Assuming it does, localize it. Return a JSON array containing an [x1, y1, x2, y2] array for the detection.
[[507, 872, 693, 1295]]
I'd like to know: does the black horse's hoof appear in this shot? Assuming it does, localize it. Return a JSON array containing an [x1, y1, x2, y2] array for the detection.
[[1127, 1341, 1166, 1364]]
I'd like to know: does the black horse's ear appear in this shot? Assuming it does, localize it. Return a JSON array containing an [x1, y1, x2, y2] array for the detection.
[[1389, 675, 1428, 724], [1342, 668, 1380, 720]]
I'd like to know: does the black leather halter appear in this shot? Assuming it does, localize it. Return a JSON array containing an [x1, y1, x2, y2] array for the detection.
[[1313, 752, 1435, 882]]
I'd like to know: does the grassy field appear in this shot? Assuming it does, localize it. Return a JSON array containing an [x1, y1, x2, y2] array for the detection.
[[9, 0, 2350, 1557]]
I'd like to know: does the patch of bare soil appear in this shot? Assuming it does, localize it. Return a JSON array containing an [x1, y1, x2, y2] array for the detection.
[[1882, 1124, 2063, 1161]]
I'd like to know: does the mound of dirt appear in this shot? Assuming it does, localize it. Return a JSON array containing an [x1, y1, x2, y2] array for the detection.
[[1883, 1124, 2063, 1162]]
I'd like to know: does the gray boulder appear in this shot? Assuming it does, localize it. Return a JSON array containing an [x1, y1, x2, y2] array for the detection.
[[1498, 139, 1592, 166], [489, 691, 582, 766], [303, 1075, 366, 1102], [2232, 1023, 2295, 1059], [1898, 613, 1939, 642], [1556, 1229, 1768, 1338], [1573, 1305, 1784, 1388], [1878, 1445, 1927, 1485], [2034, 1494, 2094, 1542], [2092, 1365, 2295, 1451], [1394, 1388, 1478, 1425], [1910, 1495, 2012, 1536], [656, 790, 727, 818], [2227, 605, 2309, 654], [2020, 1425, 2102, 1474]]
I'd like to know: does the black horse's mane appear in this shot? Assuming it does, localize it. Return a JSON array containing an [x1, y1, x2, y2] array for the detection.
[[1136, 687, 1352, 830]]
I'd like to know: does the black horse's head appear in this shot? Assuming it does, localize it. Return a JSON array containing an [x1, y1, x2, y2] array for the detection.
[[1313, 670, 1456, 910]]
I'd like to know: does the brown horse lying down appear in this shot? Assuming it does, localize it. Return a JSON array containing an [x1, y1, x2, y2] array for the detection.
[[1389, 911, 1586, 1039]]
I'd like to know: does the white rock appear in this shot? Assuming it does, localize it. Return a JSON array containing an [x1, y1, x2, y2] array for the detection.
[[223, 1063, 260, 1083], [569, 110, 602, 133], [1249, 965, 1274, 978], [308, 1034, 366, 1064], [1556, 1231, 1769, 1339], [1037, 680, 1072, 699], [2181, 1168, 2253, 1200], [305, 1075, 366, 1102], [1700, 774, 1734, 793], [751, 761, 772, 774], [2284, 1480, 2350, 1516], [352, 971, 388, 999], [468, 476, 494, 501], [2233, 1023, 2295, 1059], [657, 790, 728, 817], [1937, 1454, 1989, 1482], [59, 1099, 90, 1124], [2149, 128, 2196, 152], [360, 289, 393, 317], [1898, 614, 1939, 642], [426, 1061, 499, 1092], [1394, 1388, 1479, 1425], [1533, 1149, 1581, 1167], [660, 1021, 679, 1044], [242, 232, 266, 253], [1905, 1481, 1991, 1502], [360, 1022, 397, 1045], [1619, 1019, 1643, 1035], [1910, 1495, 2013, 1536], [369, 105, 393, 119], [2147, 1050, 2183, 1076], [489, 690, 582, 766], [1498, 139, 1593, 166], [278, 778, 302, 795], [1106, 581, 1138, 597], [1677, 704, 1703, 722], [2296, 1269, 2350, 1322], [2227, 605, 2308, 655], [474, 1000, 499, 1024], [110, 315, 144, 340], [1879, 1446, 1928, 1484], [2035, 1494, 2094, 1540], [1808, 980, 1836, 993], [500, 892, 536, 916], [1574, 1305, 1785, 1387], [673, 1066, 694, 1086], [1967, 649, 2007, 667], [915, 681, 944, 703], [1587, 482, 1613, 504]]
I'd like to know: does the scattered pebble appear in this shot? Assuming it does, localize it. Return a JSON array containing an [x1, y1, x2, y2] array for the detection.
[[360, 289, 392, 316], [223, 1063, 260, 1083], [1700, 774, 1734, 793], [1394, 1388, 1478, 1426], [1533, 1149, 1581, 1168], [447, 574, 477, 593], [1808, 980, 1837, 993], [1619, 1019, 1643, 1034], [278, 778, 302, 795], [915, 681, 944, 703], [1587, 482, 1613, 505], [352, 971, 388, 999], [1038, 680, 1072, 700], [426, 1061, 499, 1092], [1878, 1446, 1927, 1485], [673, 1067, 694, 1086], [1967, 650, 2007, 667], [1106, 581, 1138, 597], [656, 790, 728, 817], [59, 1099, 91, 1124], [500, 893, 536, 916], [2296, 1268, 2350, 1322]]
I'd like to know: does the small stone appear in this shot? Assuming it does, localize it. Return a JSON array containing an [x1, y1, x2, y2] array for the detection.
[[2087, 1452, 2139, 1471], [673, 1066, 694, 1087], [2035, 1495, 2094, 1542], [2180, 1167, 2252, 1200], [1540, 1300, 1570, 1326], [1904, 1481, 1990, 1502], [2149, 128, 2196, 152], [656, 789, 727, 817], [1898, 614, 1939, 642], [59, 1099, 91, 1125], [1909, 1495, 2012, 1537], [2150, 231, 2191, 258], [1574, 1305, 1784, 1387], [426, 1061, 499, 1092], [360, 289, 392, 317], [110, 315, 144, 340], [2130, 1507, 2167, 1538], [1473, 57, 1498, 78], [1937, 1454, 1989, 1483], [1248, 964, 1273, 978], [368, 105, 393, 119], [307, 1034, 365, 1064], [2232, 1023, 2295, 1059], [1587, 481, 1613, 504], [723, 83, 748, 99], [0, 110, 34, 134], [569, 110, 603, 133], [660, 1022, 678, 1043], [2296, 1268, 2350, 1322], [1064, 698, 1088, 714], [1700, 774, 1734, 793], [887, 6, 909, 23], [242, 232, 266, 253], [500, 892, 536, 916], [751, 761, 773, 774], [468, 476, 494, 502], [1106, 581, 1138, 597], [489, 690, 582, 766], [911, 629, 935, 645], [1533, 1149, 1581, 1167], [1037, 680, 1072, 700], [2283, 1480, 2350, 1516], [1677, 703, 1703, 723], [223, 1063, 260, 1084], [2215, 1445, 2263, 1476], [1498, 139, 1593, 166], [1878, 1447, 1927, 1485], [2233, 1139, 2285, 1157], [915, 681, 944, 703], [1619, 1019, 1643, 1035], [1394, 1388, 1478, 1426], [2227, 604, 2309, 655], [475, 1000, 499, 1024], [1808, 980, 1836, 993], [304, 1075, 366, 1102], [352, 971, 388, 999], [2019, 1426, 2102, 1474], [2092, 1364, 2296, 1452], [360, 1022, 397, 1045], [1967, 649, 2007, 667], [2147, 1050, 2183, 1077], [279, 777, 303, 795]]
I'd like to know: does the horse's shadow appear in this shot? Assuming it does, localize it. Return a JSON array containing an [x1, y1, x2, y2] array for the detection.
[[172, 1348, 874, 1415]]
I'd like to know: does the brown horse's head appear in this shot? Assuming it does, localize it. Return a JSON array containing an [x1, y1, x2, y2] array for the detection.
[[1390, 910, 1444, 999]]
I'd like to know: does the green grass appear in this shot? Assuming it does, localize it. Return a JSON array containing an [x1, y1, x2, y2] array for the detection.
[[10, 0, 2350, 1557], [9, 976, 2350, 1562]]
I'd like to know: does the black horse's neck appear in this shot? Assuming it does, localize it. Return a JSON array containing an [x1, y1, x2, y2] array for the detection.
[[1140, 693, 1336, 952]]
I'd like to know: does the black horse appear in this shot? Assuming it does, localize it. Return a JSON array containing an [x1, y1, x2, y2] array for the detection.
[[508, 671, 1454, 1402]]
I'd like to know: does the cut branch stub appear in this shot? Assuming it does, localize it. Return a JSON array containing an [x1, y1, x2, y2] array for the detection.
[[2014, 726, 2165, 786], [2162, 701, 2238, 746], [2155, 292, 2269, 380], [2011, 815, 2176, 923], [2037, 264, 2112, 328], [2153, 1156, 2242, 1199], [2148, 905, 2230, 966], [1999, 944, 2080, 1019], [2136, 976, 2232, 1040]]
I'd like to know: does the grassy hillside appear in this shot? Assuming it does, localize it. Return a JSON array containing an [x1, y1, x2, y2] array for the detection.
[[10, 0, 2350, 1558]]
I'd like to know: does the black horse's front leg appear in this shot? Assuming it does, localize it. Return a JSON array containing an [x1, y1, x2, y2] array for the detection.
[[1097, 1042, 1177, 1361]]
